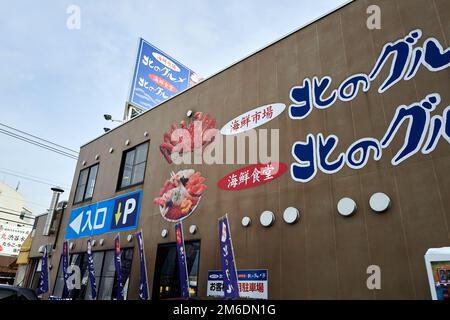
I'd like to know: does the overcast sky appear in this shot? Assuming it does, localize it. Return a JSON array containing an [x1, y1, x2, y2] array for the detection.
[[0, 0, 348, 214]]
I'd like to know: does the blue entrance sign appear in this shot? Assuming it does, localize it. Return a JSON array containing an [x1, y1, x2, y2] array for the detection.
[[65, 190, 142, 239], [128, 38, 194, 111]]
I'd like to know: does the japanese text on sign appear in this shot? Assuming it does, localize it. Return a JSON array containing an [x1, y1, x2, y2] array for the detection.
[[207, 269, 268, 299], [289, 29, 450, 183], [0, 222, 31, 256]]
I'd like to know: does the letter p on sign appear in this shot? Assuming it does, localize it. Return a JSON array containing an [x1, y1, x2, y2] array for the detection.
[[123, 198, 136, 225]]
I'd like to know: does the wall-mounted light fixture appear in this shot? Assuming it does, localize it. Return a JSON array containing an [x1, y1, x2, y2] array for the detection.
[[103, 114, 123, 123]]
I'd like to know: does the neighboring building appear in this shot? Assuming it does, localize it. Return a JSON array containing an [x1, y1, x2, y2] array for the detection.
[[14, 233, 32, 286], [0, 182, 34, 227], [24, 214, 48, 291], [28, 0, 450, 299], [0, 182, 34, 284]]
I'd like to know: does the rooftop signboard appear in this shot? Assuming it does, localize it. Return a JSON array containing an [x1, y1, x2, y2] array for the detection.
[[128, 38, 200, 113]]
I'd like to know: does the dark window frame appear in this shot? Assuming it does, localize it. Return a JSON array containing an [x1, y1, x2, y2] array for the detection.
[[52, 248, 133, 300], [152, 239, 201, 300], [116, 141, 149, 191], [73, 163, 99, 205]]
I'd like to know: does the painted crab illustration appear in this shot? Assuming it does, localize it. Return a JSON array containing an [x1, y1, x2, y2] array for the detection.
[[159, 112, 218, 163]]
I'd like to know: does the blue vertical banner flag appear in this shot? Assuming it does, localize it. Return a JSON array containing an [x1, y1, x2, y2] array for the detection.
[[86, 239, 97, 299], [62, 241, 70, 298], [36, 245, 49, 295], [175, 222, 190, 299], [114, 234, 124, 300], [136, 230, 149, 300], [128, 38, 196, 111], [218, 214, 240, 299]]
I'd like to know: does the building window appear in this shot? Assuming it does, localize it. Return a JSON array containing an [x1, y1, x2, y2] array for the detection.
[[152, 240, 200, 299], [74, 164, 98, 204], [97, 250, 115, 300], [53, 253, 87, 300], [81, 251, 104, 300], [118, 142, 149, 190], [30, 258, 42, 291], [52, 248, 133, 300], [52, 256, 65, 297]]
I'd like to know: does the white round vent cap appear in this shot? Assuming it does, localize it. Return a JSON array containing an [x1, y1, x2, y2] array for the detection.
[[369, 192, 390, 213], [337, 197, 357, 217], [260, 211, 275, 227], [283, 207, 300, 224], [189, 225, 197, 234], [241, 216, 251, 227]]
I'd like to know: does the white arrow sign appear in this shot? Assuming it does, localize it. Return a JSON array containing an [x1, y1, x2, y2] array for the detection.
[[69, 212, 83, 235]]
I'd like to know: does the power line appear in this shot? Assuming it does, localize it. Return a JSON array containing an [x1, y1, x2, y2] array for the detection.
[[0, 128, 78, 159], [0, 128, 78, 160], [0, 167, 68, 186], [0, 217, 34, 227], [0, 169, 70, 189], [0, 209, 35, 220], [0, 206, 32, 214], [0, 122, 79, 154]]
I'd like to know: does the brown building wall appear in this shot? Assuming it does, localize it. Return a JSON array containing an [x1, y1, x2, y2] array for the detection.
[[39, 0, 450, 299]]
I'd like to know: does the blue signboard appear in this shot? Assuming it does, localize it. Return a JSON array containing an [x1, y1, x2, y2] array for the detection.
[[128, 38, 193, 111], [208, 269, 268, 282], [65, 190, 142, 239]]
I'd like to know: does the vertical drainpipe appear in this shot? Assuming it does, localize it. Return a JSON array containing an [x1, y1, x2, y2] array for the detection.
[[52, 202, 67, 250]]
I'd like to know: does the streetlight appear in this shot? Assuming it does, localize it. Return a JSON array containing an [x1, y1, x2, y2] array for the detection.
[[103, 114, 123, 123]]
